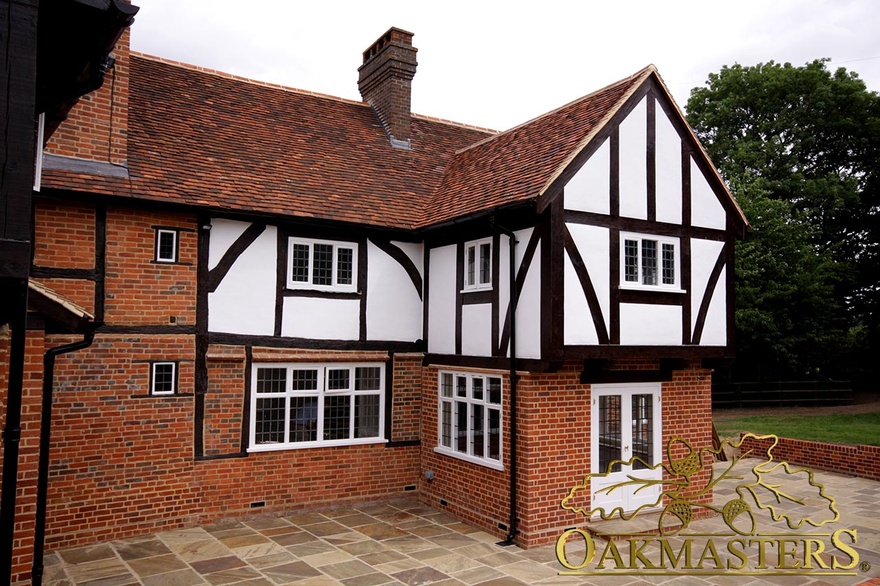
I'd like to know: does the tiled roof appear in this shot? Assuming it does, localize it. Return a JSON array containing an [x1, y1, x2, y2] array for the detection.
[[420, 67, 651, 227], [126, 56, 495, 230], [43, 57, 743, 231]]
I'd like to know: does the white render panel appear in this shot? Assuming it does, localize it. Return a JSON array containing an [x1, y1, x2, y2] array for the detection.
[[461, 304, 492, 357], [208, 225, 277, 335], [281, 297, 359, 340], [567, 223, 610, 331], [563, 253, 598, 345], [366, 241, 422, 342], [564, 138, 610, 214], [208, 218, 251, 271], [700, 266, 727, 346], [514, 240, 541, 359], [618, 96, 648, 220], [655, 106, 683, 225], [619, 303, 682, 345], [392, 241, 423, 274], [427, 245, 456, 354], [691, 157, 727, 229], [690, 238, 727, 345]]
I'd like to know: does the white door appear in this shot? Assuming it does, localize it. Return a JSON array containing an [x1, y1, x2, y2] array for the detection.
[[590, 383, 662, 515]]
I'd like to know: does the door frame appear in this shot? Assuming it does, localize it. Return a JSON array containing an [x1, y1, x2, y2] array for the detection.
[[590, 382, 663, 515]]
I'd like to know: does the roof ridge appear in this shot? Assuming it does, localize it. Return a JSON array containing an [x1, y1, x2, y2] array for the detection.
[[130, 52, 369, 108], [451, 65, 657, 156], [411, 112, 498, 134]]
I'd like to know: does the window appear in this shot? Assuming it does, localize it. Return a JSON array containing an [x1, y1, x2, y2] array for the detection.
[[621, 233, 679, 289], [250, 363, 384, 451], [155, 229, 178, 263], [150, 362, 177, 395], [463, 238, 492, 291], [288, 238, 357, 291], [436, 371, 502, 469]]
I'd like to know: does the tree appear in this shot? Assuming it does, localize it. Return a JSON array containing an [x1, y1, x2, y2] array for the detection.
[[686, 60, 880, 382]]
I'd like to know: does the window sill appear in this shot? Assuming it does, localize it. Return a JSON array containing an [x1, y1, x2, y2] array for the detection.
[[434, 446, 504, 471], [619, 284, 685, 294], [248, 437, 387, 453], [461, 286, 493, 294]]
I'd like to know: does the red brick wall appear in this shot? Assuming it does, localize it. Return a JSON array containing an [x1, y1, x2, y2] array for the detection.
[[43, 334, 198, 549], [38, 347, 421, 550], [391, 353, 423, 442], [43, 28, 131, 166], [33, 199, 96, 269], [194, 443, 420, 522], [739, 435, 880, 482], [104, 207, 197, 326], [204, 346, 247, 457], [2, 330, 47, 583], [419, 359, 715, 549], [419, 366, 513, 540], [516, 364, 590, 547]]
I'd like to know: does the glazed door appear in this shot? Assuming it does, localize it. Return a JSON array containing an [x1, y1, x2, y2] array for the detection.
[[590, 383, 662, 515]]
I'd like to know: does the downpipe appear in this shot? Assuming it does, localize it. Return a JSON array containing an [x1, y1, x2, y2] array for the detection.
[[492, 219, 519, 546], [32, 329, 97, 585]]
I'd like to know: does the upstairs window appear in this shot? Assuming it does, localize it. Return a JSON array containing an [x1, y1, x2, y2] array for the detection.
[[621, 233, 679, 290], [464, 238, 492, 291], [250, 363, 385, 451], [155, 229, 179, 263], [150, 362, 177, 395], [288, 238, 357, 292]]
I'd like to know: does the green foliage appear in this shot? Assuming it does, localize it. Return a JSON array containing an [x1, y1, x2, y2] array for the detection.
[[687, 60, 880, 381], [714, 413, 880, 446]]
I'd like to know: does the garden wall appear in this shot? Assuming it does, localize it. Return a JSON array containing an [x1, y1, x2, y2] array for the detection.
[[739, 434, 880, 481]]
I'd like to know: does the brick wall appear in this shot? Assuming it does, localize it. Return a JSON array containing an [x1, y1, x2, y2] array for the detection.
[[739, 435, 880, 482], [104, 207, 197, 326], [2, 329, 47, 583], [419, 359, 716, 549], [16, 341, 423, 578], [43, 28, 131, 166], [33, 199, 96, 269], [391, 353, 423, 442], [43, 334, 198, 549], [419, 366, 513, 541]]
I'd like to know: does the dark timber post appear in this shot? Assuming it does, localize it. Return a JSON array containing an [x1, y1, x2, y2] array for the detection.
[[0, 0, 39, 580]]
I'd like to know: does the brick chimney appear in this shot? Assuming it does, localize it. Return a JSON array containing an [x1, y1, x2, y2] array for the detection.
[[358, 28, 418, 149], [43, 23, 133, 167]]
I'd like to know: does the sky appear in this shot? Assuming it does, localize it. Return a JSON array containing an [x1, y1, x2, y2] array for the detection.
[[129, 0, 880, 131]]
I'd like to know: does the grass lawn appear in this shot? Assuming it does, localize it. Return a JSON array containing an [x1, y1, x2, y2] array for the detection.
[[714, 413, 880, 446]]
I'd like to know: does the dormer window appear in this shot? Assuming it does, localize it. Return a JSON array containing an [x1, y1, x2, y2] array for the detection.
[[288, 238, 357, 292], [464, 238, 492, 291], [621, 233, 680, 290]]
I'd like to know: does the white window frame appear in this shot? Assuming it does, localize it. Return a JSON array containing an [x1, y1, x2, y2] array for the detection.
[[249, 362, 385, 452], [463, 238, 493, 291], [435, 371, 503, 470], [287, 238, 358, 292], [155, 229, 179, 263], [620, 232, 681, 291], [150, 362, 177, 395]]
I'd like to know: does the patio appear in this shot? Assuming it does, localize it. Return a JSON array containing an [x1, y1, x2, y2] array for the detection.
[[43, 462, 880, 585]]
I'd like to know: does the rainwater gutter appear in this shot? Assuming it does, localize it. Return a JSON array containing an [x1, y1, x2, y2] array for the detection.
[[32, 328, 97, 586], [492, 218, 520, 546]]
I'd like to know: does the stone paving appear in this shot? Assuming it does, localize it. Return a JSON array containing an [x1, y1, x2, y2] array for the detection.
[[44, 462, 880, 585]]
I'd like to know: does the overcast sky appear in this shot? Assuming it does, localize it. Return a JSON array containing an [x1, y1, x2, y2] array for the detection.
[[129, 0, 880, 131]]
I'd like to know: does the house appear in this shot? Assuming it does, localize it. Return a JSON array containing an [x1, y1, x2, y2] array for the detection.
[[3, 23, 746, 582]]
